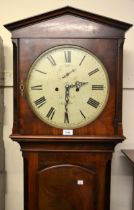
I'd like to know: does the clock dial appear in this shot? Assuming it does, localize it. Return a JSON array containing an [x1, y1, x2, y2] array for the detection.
[[26, 45, 109, 129]]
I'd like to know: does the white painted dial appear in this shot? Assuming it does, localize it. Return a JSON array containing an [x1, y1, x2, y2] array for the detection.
[[25, 45, 109, 129]]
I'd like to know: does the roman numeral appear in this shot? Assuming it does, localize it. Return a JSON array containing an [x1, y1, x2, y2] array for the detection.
[[46, 107, 55, 120], [87, 98, 100, 108], [79, 55, 86, 66], [47, 55, 56, 66], [64, 112, 69, 123], [65, 51, 71, 63], [80, 110, 86, 119], [35, 69, 47, 74], [31, 85, 43, 90], [88, 68, 99, 76], [34, 96, 46, 108], [92, 85, 104, 90]]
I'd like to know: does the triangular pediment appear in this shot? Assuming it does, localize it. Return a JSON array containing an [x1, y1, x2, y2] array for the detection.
[[4, 6, 132, 38]]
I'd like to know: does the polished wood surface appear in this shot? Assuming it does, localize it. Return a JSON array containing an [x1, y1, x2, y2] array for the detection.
[[23, 150, 112, 210], [5, 6, 131, 32], [38, 164, 96, 210], [4, 6, 132, 210]]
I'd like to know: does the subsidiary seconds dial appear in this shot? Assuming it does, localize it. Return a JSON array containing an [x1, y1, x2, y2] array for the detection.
[[26, 45, 109, 129]]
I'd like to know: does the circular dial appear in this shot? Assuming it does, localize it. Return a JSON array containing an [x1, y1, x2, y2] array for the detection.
[[26, 45, 109, 129]]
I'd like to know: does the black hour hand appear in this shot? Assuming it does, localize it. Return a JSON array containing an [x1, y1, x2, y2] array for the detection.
[[64, 112, 69, 123]]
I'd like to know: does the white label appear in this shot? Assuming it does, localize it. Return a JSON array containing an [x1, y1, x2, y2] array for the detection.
[[77, 180, 84, 185], [63, 129, 73, 135]]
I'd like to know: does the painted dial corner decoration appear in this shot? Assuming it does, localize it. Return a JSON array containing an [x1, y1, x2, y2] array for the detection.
[[25, 45, 109, 129]]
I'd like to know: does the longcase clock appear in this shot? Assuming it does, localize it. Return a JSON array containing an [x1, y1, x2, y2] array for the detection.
[[4, 6, 132, 210]]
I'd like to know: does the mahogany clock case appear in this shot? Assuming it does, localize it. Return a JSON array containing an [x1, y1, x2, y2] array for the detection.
[[4, 6, 132, 139], [4, 6, 132, 210]]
